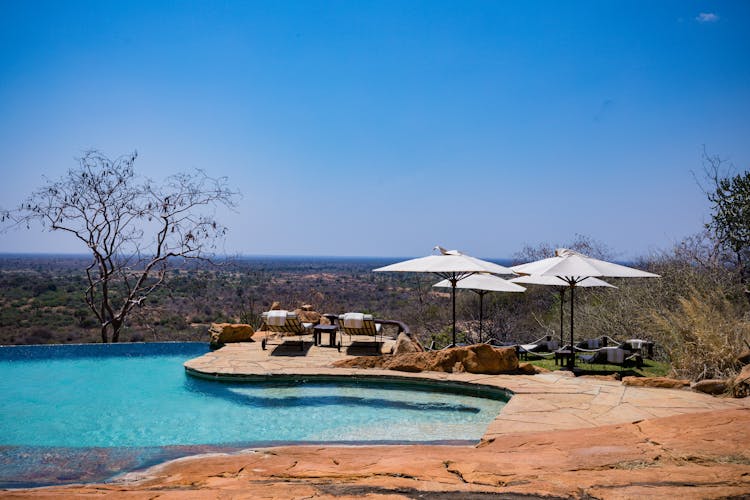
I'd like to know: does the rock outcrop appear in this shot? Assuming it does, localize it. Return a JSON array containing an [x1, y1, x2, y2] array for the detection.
[[391, 332, 424, 355], [692, 378, 730, 395], [294, 308, 323, 325], [517, 362, 539, 375], [333, 344, 518, 374], [208, 323, 254, 349], [18, 408, 750, 499], [621, 376, 690, 389], [732, 364, 750, 398]]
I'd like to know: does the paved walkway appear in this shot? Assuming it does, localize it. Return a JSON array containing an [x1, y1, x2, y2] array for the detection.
[[185, 341, 750, 440]]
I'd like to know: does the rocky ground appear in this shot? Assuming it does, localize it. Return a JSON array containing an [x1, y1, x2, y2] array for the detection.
[[5, 408, 749, 499]]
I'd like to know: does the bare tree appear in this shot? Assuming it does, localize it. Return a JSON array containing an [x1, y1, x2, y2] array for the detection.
[[1, 151, 239, 342]]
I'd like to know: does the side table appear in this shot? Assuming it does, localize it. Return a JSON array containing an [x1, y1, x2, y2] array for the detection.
[[313, 324, 338, 348]]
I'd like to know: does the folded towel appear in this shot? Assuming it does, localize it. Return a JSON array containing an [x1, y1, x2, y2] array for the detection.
[[343, 313, 365, 329], [267, 310, 288, 327]]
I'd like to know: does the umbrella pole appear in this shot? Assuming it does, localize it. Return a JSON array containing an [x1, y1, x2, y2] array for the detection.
[[568, 285, 575, 370], [479, 292, 484, 343], [451, 278, 457, 347], [559, 288, 565, 347]]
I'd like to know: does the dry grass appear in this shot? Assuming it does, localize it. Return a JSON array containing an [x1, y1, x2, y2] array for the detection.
[[651, 287, 750, 380]]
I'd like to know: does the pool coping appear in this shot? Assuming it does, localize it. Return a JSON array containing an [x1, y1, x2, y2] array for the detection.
[[184, 365, 514, 401]]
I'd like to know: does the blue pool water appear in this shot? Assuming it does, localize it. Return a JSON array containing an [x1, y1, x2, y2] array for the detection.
[[0, 342, 508, 487]]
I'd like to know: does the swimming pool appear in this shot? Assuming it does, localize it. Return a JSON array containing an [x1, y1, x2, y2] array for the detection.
[[0, 342, 509, 487]]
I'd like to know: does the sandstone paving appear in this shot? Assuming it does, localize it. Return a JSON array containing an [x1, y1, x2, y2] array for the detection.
[[8, 409, 749, 499], [6, 342, 750, 498]]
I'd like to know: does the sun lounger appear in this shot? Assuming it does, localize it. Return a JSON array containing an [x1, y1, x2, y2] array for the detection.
[[621, 338, 655, 358], [517, 335, 559, 359], [579, 346, 642, 368], [338, 313, 382, 352], [260, 310, 315, 350]]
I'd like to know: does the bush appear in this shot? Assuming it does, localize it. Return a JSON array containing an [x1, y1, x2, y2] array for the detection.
[[651, 287, 750, 381], [23, 327, 55, 344]]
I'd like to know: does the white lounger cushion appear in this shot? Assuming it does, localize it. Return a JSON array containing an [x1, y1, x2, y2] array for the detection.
[[343, 313, 365, 329], [266, 310, 288, 327]]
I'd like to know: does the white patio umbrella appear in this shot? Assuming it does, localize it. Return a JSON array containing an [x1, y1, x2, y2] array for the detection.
[[510, 275, 615, 348], [511, 248, 659, 369], [433, 273, 526, 343], [374, 246, 516, 346]]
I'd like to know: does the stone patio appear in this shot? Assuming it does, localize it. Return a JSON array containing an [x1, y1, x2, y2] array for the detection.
[[185, 340, 750, 441], [6, 340, 749, 498]]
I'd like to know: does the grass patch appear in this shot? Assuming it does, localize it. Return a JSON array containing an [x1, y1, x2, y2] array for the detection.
[[525, 357, 671, 378]]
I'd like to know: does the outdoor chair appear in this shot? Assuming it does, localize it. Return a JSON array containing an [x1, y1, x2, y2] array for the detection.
[[621, 339, 655, 359], [338, 313, 382, 352], [517, 335, 558, 360], [576, 338, 602, 350], [579, 346, 642, 368], [260, 310, 315, 350]]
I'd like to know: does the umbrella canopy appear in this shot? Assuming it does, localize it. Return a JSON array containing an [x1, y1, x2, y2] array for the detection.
[[375, 247, 515, 275], [374, 246, 516, 346], [510, 275, 615, 347], [512, 248, 659, 282], [511, 248, 659, 369], [433, 274, 525, 342], [510, 275, 616, 288]]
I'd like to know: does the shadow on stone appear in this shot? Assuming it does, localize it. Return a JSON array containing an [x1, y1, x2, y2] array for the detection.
[[270, 341, 312, 356]]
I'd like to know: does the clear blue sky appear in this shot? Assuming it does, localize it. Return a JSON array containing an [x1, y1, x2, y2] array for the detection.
[[1, 1, 749, 259]]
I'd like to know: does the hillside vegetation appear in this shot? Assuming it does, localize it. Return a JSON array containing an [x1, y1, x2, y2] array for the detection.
[[2, 237, 748, 382]]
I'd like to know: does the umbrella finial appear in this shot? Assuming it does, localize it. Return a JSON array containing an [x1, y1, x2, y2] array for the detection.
[[435, 245, 461, 256], [555, 248, 586, 258]]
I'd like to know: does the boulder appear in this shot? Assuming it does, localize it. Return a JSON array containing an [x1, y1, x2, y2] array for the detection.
[[692, 379, 730, 396], [209, 323, 254, 349], [461, 344, 517, 374], [517, 362, 538, 375], [621, 376, 690, 389], [731, 364, 750, 398], [333, 344, 518, 375], [294, 308, 322, 325], [392, 333, 424, 356], [383, 352, 431, 372]]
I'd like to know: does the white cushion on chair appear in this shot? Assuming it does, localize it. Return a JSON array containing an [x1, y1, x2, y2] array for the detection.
[[267, 310, 288, 326], [343, 313, 364, 329]]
